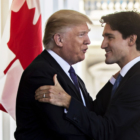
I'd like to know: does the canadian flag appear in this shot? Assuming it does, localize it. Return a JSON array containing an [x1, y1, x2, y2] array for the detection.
[[0, 0, 43, 120]]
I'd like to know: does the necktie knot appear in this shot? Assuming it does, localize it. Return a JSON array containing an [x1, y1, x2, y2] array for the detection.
[[69, 66, 76, 74]]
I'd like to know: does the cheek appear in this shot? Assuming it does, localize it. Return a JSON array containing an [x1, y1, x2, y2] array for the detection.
[[113, 46, 127, 58], [65, 39, 84, 55], [74, 38, 83, 47]]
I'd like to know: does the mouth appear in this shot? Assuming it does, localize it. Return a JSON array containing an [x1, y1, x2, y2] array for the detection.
[[105, 49, 112, 56], [82, 48, 88, 53]]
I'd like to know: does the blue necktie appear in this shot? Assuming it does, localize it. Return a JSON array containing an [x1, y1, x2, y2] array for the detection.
[[69, 66, 80, 92], [111, 74, 122, 98]]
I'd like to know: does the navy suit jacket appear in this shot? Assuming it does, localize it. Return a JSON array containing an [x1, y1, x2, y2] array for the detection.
[[14, 50, 93, 140], [65, 61, 140, 140]]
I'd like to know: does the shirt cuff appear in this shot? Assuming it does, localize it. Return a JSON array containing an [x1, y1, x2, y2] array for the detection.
[[110, 76, 116, 85]]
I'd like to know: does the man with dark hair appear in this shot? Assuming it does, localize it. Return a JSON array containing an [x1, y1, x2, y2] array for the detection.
[[35, 11, 140, 140], [101, 11, 140, 51]]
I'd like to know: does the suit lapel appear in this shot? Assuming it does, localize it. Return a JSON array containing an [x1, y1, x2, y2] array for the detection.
[[40, 50, 84, 102], [78, 76, 91, 108], [112, 61, 140, 99]]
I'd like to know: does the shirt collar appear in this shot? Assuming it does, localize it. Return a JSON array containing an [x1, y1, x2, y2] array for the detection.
[[47, 49, 70, 74], [120, 56, 140, 77]]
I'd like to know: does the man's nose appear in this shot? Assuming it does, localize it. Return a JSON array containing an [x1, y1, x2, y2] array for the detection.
[[85, 35, 91, 45], [101, 39, 108, 49]]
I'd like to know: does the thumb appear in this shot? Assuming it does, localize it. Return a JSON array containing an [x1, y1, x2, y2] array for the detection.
[[53, 74, 59, 86]]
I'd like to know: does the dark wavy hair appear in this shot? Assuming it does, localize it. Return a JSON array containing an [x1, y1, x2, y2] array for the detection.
[[100, 11, 140, 51]]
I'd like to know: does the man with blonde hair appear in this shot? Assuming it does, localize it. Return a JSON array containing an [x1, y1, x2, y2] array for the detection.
[[15, 10, 93, 140]]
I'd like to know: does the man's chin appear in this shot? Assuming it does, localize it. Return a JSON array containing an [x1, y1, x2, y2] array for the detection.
[[80, 55, 85, 61], [81, 57, 85, 62], [105, 59, 115, 65]]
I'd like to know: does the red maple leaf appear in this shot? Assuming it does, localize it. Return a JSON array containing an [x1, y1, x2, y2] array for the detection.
[[4, 1, 43, 74]]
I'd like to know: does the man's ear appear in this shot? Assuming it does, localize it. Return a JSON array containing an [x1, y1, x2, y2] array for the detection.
[[128, 34, 137, 46], [53, 33, 63, 47]]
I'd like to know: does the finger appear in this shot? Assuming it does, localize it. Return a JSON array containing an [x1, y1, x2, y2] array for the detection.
[[38, 97, 58, 106], [53, 74, 58, 86], [53, 74, 62, 88], [38, 98, 50, 103], [38, 97, 63, 107], [35, 86, 52, 96], [35, 88, 51, 97], [35, 93, 50, 100], [35, 85, 50, 92], [35, 89, 47, 96]]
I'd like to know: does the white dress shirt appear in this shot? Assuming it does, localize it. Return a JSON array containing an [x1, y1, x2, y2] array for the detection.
[[110, 56, 140, 84], [47, 49, 86, 106]]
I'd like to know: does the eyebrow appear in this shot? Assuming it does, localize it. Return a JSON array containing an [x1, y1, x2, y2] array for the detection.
[[102, 33, 114, 37]]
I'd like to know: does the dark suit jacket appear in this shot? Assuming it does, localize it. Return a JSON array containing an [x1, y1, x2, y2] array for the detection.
[[65, 61, 140, 140], [14, 50, 93, 140]]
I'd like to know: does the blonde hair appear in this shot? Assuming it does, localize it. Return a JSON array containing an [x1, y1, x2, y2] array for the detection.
[[43, 10, 92, 49]]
